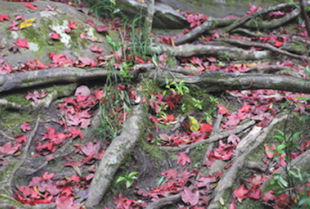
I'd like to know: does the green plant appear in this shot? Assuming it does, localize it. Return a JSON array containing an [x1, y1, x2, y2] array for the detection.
[[87, 0, 120, 18], [106, 35, 121, 51], [116, 171, 139, 188], [129, 16, 150, 58], [192, 98, 203, 110], [164, 79, 189, 96], [120, 62, 134, 79]]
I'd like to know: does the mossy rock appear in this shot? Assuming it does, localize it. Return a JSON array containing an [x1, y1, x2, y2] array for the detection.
[[0, 1, 112, 68]]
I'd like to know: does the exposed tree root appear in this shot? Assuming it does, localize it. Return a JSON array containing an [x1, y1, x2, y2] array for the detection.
[[153, 70, 310, 93], [86, 104, 146, 207], [145, 194, 181, 209], [222, 38, 309, 61], [150, 43, 270, 60], [0, 67, 114, 93], [174, 17, 236, 45], [207, 114, 287, 209]]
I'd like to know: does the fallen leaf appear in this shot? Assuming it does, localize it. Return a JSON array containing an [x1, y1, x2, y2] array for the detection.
[[0, 142, 21, 155], [181, 187, 199, 206], [15, 38, 29, 49], [0, 14, 10, 22], [20, 18, 36, 29], [20, 121, 32, 132], [25, 2, 37, 10], [177, 152, 191, 166], [233, 184, 249, 200], [50, 32, 60, 40]]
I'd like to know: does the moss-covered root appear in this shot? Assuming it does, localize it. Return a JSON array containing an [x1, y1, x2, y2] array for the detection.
[[85, 104, 146, 207], [207, 114, 287, 209]]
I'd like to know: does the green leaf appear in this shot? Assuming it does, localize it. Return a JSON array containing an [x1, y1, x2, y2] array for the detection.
[[116, 176, 126, 184], [126, 180, 132, 188], [128, 171, 139, 178], [289, 132, 300, 141]]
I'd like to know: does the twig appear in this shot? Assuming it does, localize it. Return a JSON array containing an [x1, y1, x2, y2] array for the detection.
[[0, 130, 15, 141], [145, 194, 181, 209]]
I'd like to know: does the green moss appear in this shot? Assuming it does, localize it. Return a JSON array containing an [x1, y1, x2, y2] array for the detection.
[[0, 110, 35, 132], [5, 93, 31, 106]]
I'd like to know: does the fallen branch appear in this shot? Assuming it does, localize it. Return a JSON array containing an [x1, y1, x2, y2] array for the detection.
[[0, 67, 116, 93], [85, 104, 146, 207], [160, 120, 255, 152], [207, 114, 287, 209]]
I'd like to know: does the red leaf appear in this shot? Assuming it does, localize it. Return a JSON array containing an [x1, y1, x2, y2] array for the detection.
[[135, 56, 145, 64], [50, 32, 60, 40], [262, 190, 276, 203], [90, 45, 103, 54], [20, 122, 32, 132], [0, 142, 21, 155], [15, 135, 27, 144], [56, 196, 81, 209], [161, 169, 178, 179], [264, 144, 275, 159], [0, 14, 10, 22], [96, 25, 107, 33], [177, 152, 191, 166], [200, 123, 213, 133], [248, 188, 261, 199], [181, 187, 199, 206], [233, 184, 249, 199], [15, 38, 29, 49], [229, 199, 236, 209], [80, 141, 100, 157], [68, 128, 83, 139], [25, 90, 47, 103], [217, 104, 229, 115], [68, 20, 77, 29], [25, 2, 38, 10]]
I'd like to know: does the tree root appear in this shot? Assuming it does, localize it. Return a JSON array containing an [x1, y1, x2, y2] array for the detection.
[[160, 120, 255, 152], [149, 43, 270, 60], [0, 67, 114, 93], [85, 104, 146, 207], [145, 194, 181, 209], [152, 70, 310, 93], [222, 38, 309, 61], [7, 117, 40, 195], [207, 114, 287, 209], [174, 17, 236, 45]]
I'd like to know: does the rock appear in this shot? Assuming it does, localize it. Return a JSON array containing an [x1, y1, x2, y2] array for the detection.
[[0, 1, 111, 68], [118, 0, 189, 29]]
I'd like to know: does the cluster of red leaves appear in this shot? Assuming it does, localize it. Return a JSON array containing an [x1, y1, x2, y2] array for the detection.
[[15, 171, 92, 208], [65, 140, 105, 167], [0, 121, 32, 155], [148, 92, 181, 124], [58, 86, 100, 129], [136, 169, 222, 208], [204, 134, 240, 166], [35, 126, 82, 155], [25, 89, 47, 103], [182, 11, 207, 29]]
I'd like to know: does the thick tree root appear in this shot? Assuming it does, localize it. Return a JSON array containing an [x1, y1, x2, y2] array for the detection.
[[222, 38, 309, 61], [207, 114, 287, 209], [0, 67, 114, 93], [153, 70, 310, 93], [85, 104, 146, 207], [149, 43, 270, 60]]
